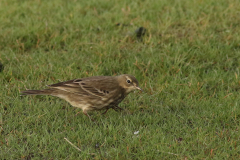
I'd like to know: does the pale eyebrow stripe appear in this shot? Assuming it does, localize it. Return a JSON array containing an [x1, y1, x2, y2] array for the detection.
[[125, 76, 132, 82]]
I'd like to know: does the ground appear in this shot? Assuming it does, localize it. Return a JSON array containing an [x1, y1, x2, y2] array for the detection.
[[1, 0, 240, 159]]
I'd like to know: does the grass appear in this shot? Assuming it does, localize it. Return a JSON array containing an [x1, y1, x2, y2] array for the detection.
[[1, 0, 240, 159]]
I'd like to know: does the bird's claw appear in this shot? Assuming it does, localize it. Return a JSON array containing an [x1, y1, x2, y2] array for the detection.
[[113, 106, 124, 112]]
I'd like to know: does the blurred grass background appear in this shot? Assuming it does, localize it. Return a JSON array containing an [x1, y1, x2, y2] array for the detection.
[[1, 0, 240, 159]]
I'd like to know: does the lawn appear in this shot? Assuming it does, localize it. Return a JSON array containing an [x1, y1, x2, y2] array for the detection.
[[1, 0, 240, 159]]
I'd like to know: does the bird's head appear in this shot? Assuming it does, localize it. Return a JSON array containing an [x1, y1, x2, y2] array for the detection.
[[117, 74, 143, 94]]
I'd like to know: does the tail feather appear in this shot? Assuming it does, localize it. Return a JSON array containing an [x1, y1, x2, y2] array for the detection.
[[21, 89, 54, 95]]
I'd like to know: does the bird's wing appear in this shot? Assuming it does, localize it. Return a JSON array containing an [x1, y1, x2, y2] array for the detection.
[[47, 76, 116, 97]]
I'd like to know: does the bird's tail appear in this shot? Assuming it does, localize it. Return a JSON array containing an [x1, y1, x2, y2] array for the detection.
[[21, 89, 54, 96]]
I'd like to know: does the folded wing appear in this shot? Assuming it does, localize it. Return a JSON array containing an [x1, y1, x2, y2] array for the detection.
[[47, 76, 117, 98]]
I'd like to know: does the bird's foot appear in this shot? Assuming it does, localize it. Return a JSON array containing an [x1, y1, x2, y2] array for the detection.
[[113, 106, 124, 112], [101, 108, 109, 115], [82, 111, 95, 122], [75, 111, 81, 116]]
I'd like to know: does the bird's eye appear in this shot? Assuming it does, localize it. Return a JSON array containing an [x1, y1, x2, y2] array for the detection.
[[126, 80, 131, 84]]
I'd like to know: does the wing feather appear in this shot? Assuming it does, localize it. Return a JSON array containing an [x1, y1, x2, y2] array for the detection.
[[47, 76, 118, 97]]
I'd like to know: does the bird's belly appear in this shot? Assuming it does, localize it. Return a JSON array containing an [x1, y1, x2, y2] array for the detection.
[[90, 95, 124, 110], [60, 93, 125, 111]]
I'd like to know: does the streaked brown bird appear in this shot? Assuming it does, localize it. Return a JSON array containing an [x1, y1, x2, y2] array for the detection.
[[21, 74, 142, 120]]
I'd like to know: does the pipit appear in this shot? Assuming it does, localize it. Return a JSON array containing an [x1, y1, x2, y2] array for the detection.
[[21, 74, 142, 120]]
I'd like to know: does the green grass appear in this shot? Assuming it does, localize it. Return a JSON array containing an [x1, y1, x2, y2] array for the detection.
[[1, 0, 240, 159]]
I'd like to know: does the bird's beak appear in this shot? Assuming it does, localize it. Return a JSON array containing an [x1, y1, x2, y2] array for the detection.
[[136, 86, 143, 92]]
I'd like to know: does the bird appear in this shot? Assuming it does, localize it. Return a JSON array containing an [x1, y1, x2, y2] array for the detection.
[[21, 74, 142, 120]]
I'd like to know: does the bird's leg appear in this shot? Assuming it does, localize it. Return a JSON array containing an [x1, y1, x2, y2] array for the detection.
[[83, 110, 95, 122], [112, 105, 123, 112], [75, 111, 81, 116], [102, 108, 109, 115]]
